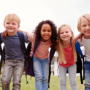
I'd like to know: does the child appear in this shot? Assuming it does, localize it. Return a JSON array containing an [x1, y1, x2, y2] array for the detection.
[[75, 14, 90, 90], [57, 24, 77, 90], [0, 14, 28, 90], [27, 20, 57, 90]]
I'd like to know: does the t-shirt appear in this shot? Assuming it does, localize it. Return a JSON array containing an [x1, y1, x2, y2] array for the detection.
[[78, 36, 90, 62], [28, 33, 52, 59], [59, 44, 75, 67], [1, 32, 28, 59]]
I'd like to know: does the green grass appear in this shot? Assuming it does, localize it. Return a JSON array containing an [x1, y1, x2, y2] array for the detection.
[[0, 75, 85, 90]]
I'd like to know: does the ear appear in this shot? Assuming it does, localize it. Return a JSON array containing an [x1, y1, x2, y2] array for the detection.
[[18, 25, 20, 28], [3, 24, 5, 28], [71, 32, 73, 37]]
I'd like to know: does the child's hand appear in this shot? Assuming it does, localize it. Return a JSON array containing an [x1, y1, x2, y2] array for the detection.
[[72, 33, 83, 43], [2, 30, 8, 38]]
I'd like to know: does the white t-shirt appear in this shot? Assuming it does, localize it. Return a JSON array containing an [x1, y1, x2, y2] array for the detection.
[[78, 36, 90, 62]]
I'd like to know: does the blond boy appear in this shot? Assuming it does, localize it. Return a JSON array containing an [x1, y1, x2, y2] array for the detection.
[[0, 14, 28, 90], [77, 14, 90, 90]]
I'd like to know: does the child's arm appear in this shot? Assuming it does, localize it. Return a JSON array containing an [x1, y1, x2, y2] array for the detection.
[[2, 30, 28, 38], [2, 30, 8, 38], [2, 30, 34, 42], [17, 30, 28, 36], [17, 30, 35, 42], [73, 33, 83, 43]]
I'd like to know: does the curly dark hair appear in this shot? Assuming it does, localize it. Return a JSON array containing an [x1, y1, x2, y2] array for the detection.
[[34, 20, 57, 45]]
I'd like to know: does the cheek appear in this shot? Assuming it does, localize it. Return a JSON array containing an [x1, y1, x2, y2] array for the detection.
[[50, 32, 52, 37]]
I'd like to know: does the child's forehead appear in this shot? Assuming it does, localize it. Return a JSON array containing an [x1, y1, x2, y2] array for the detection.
[[6, 18, 17, 22], [41, 23, 51, 29], [4, 18, 19, 25]]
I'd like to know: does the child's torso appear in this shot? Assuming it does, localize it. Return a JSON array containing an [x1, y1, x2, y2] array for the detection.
[[1, 32, 28, 59], [28, 33, 52, 59], [33, 39, 52, 59], [59, 44, 75, 67], [79, 36, 90, 61]]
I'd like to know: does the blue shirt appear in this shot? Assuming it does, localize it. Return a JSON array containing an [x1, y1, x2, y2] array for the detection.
[[1, 32, 28, 59]]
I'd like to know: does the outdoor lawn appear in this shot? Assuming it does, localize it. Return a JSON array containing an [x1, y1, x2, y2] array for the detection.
[[0, 75, 85, 90]]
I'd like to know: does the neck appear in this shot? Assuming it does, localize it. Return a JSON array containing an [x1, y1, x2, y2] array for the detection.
[[62, 40, 71, 49], [8, 31, 17, 36]]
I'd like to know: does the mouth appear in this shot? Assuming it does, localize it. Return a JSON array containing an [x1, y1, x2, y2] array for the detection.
[[63, 36, 68, 38], [85, 31, 90, 34], [44, 35, 49, 38]]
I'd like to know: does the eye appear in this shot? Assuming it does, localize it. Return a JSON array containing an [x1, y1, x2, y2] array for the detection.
[[82, 24, 86, 27], [48, 29, 51, 32], [60, 32, 63, 34], [12, 23, 16, 25], [66, 31, 69, 33], [6, 22, 10, 24], [42, 29, 46, 32]]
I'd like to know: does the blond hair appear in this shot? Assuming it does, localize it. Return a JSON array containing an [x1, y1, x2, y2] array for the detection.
[[4, 14, 20, 25], [57, 24, 77, 64], [77, 14, 90, 32]]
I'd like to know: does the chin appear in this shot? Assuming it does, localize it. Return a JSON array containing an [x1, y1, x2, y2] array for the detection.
[[8, 30, 15, 32]]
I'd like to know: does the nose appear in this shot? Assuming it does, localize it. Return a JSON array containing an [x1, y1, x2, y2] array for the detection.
[[63, 32, 66, 35], [9, 23, 13, 26], [45, 31, 48, 34]]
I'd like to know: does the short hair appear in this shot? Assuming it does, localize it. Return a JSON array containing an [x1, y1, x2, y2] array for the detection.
[[4, 14, 20, 25], [77, 14, 90, 32]]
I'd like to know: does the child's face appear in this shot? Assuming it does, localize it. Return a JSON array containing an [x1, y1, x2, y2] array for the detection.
[[59, 26, 72, 42], [40, 23, 52, 42], [4, 20, 20, 34], [80, 17, 90, 39]]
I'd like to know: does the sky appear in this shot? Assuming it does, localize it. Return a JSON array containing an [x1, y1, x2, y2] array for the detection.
[[0, 0, 90, 36]]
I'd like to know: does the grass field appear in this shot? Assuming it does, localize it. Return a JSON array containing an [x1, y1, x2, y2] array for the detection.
[[0, 75, 85, 90]]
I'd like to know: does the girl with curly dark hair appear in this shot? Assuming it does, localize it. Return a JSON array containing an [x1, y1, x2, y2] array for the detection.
[[27, 20, 57, 90]]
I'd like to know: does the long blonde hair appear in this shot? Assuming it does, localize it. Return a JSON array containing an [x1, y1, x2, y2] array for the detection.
[[57, 24, 77, 64]]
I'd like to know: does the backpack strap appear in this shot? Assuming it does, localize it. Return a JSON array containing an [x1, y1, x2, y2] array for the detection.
[[0, 33, 2, 54], [71, 41, 84, 84], [48, 45, 55, 88], [75, 41, 85, 82], [0, 33, 2, 74], [75, 41, 84, 58], [0, 33, 5, 75], [17, 32, 26, 52], [17, 32, 29, 84], [75, 41, 85, 84], [33, 38, 41, 56]]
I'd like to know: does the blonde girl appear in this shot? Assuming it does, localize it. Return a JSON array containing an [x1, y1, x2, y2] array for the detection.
[[57, 24, 77, 90]]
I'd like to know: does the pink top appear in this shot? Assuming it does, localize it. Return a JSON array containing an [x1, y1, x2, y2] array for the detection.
[[59, 44, 76, 67], [28, 33, 52, 59]]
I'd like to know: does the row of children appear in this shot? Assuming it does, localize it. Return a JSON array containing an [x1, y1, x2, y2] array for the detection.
[[0, 13, 90, 90]]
